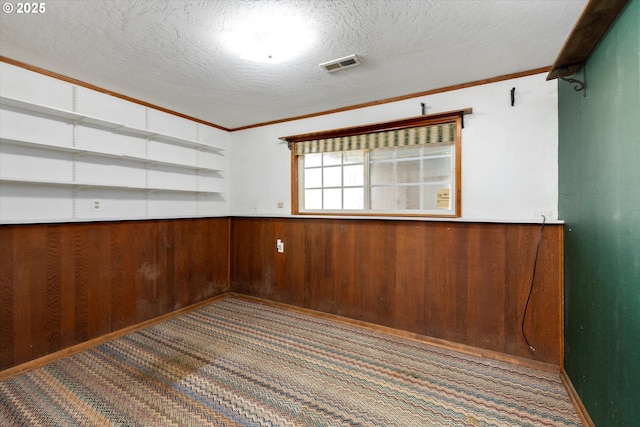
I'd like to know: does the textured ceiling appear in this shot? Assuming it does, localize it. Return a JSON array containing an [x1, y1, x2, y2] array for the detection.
[[0, 0, 587, 130]]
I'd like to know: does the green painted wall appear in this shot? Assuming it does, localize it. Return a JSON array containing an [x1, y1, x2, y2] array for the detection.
[[558, 1, 640, 426]]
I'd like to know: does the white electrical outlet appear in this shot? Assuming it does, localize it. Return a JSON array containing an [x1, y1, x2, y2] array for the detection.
[[92, 199, 102, 211], [276, 239, 284, 253]]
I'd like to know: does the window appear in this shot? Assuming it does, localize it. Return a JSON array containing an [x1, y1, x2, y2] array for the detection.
[[284, 110, 468, 217]]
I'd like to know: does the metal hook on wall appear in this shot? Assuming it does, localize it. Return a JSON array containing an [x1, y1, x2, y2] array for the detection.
[[557, 65, 586, 97], [511, 87, 516, 107]]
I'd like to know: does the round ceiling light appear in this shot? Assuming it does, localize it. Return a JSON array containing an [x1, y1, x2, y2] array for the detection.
[[221, 3, 316, 64]]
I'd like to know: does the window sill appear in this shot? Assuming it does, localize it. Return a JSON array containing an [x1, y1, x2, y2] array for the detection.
[[235, 212, 563, 225]]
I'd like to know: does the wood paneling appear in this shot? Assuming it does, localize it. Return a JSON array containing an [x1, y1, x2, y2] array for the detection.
[[230, 217, 563, 365], [1, 216, 563, 370], [0, 218, 230, 370]]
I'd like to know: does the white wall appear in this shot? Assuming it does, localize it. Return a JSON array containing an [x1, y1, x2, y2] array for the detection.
[[0, 63, 230, 224], [0, 64, 558, 224], [230, 73, 559, 222]]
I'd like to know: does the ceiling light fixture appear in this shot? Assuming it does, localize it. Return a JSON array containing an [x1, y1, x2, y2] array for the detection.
[[222, 5, 315, 64]]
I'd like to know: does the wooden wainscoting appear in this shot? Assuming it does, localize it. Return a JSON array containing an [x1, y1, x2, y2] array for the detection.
[[230, 217, 563, 365], [0, 218, 230, 371]]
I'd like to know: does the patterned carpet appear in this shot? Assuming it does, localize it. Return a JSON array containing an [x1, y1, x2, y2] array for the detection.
[[0, 297, 581, 426]]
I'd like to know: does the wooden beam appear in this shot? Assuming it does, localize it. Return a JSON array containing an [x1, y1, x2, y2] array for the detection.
[[547, 0, 630, 80]]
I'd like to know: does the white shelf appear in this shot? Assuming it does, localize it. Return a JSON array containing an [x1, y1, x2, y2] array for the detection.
[[0, 176, 222, 194], [0, 137, 222, 172], [0, 96, 225, 152]]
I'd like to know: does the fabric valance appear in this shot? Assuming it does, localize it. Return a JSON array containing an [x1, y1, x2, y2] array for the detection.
[[294, 122, 456, 155]]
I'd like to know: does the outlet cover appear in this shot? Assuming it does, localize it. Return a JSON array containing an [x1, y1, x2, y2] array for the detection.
[[534, 210, 552, 220]]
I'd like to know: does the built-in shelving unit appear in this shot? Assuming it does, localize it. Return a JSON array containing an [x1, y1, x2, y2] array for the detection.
[[547, 0, 629, 80], [0, 177, 220, 193], [0, 62, 229, 223], [0, 137, 223, 173], [0, 96, 225, 152]]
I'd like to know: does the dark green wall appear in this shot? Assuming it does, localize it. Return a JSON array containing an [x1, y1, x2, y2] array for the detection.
[[558, 1, 639, 426]]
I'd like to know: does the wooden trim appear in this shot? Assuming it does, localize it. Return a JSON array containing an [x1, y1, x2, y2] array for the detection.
[[227, 218, 233, 292], [561, 369, 595, 427], [559, 226, 565, 368], [0, 294, 227, 381], [0, 56, 231, 132], [547, 0, 630, 80], [292, 212, 460, 218], [2, 56, 547, 133], [291, 147, 299, 214], [233, 67, 549, 131], [454, 115, 462, 217], [231, 293, 560, 374], [288, 111, 465, 217]]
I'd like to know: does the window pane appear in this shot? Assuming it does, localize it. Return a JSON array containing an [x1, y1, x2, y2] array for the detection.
[[323, 152, 342, 166], [305, 189, 322, 209], [423, 145, 452, 157], [397, 160, 420, 183], [370, 162, 394, 185], [323, 166, 342, 187], [371, 186, 394, 210], [304, 168, 322, 188], [422, 157, 452, 182], [344, 164, 363, 186], [324, 188, 342, 209], [423, 185, 451, 210], [370, 147, 394, 160], [304, 153, 322, 168], [344, 150, 364, 164], [344, 187, 364, 209], [396, 147, 422, 158], [396, 185, 420, 209]]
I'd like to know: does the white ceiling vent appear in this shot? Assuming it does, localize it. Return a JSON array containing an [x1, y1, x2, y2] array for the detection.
[[319, 54, 362, 73]]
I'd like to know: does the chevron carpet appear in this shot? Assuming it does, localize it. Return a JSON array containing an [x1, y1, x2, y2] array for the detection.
[[0, 297, 580, 426]]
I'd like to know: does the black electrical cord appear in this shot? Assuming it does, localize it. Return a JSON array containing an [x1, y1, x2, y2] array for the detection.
[[522, 215, 546, 353]]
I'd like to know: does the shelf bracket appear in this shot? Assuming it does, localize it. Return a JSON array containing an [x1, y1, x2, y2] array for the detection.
[[557, 65, 586, 97]]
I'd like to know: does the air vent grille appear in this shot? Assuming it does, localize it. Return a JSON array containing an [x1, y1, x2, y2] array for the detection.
[[319, 54, 361, 73]]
